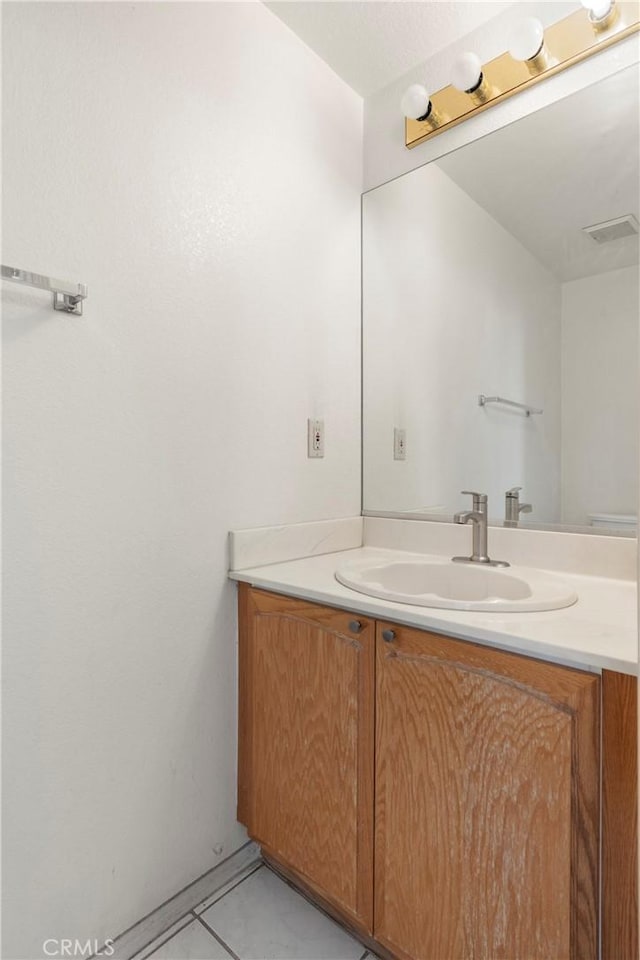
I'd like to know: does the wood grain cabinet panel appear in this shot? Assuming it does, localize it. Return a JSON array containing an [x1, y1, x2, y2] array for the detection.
[[602, 670, 638, 960], [374, 623, 600, 960], [237, 585, 374, 932], [237, 588, 637, 960]]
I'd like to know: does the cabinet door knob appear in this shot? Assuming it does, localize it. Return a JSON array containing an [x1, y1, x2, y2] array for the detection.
[[382, 629, 396, 643], [349, 620, 363, 634]]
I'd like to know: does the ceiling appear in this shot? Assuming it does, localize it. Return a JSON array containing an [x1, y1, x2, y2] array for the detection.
[[264, 1, 514, 97], [437, 64, 640, 281]]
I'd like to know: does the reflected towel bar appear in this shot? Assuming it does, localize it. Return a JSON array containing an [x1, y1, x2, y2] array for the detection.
[[478, 394, 543, 417], [1, 264, 88, 316]]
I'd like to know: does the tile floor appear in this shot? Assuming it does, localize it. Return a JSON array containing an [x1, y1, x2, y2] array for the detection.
[[132, 864, 378, 960]]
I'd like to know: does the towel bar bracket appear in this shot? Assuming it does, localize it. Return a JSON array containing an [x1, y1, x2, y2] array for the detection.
[[53, 291, 84, 316]]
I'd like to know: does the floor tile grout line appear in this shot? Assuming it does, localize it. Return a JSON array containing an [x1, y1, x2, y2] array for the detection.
[[132, 916, 194, 960], [237, 862, 369, 959], [127, 861, 262, 960], [127, 872, 264, 960], [136, 858, 370, 960], [196, 915, 242, 960], [98, 841, 259, 958], [96, 846, 261, 960], [196, 862, 264, 914]]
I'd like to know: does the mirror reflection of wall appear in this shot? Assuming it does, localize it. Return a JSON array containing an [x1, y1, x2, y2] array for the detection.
[[363, 64, 639, 535]]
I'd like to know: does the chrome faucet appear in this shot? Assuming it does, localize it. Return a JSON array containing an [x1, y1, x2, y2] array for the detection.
[[505, 486, 533, 526], [452, 491, 509, 567]]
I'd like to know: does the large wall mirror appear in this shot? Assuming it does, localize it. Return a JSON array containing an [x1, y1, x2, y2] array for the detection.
[[363, 64, 639, 536]]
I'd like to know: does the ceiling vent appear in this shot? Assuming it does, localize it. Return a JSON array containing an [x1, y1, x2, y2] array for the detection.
[[582, 214, 639, 244]]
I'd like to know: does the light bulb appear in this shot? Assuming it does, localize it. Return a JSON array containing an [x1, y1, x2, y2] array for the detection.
[[508, 17, 545, 61], [451, 53, 483, 93], [581, 0, 614, 20], [400, 84, 431, 121]]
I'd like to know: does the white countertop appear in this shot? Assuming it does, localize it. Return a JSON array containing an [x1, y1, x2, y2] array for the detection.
[[230, 546, 638, 675]]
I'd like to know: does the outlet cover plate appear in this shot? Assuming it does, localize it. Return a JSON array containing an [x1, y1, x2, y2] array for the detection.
[[394, 427, 407, 461], [308, 418, 324, 458]]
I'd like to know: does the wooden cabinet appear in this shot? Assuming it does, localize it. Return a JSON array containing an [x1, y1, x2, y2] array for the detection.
[[237, 586, 637, 960], [374, 621, 599, 960], [237, 585, 374, 931], [602, 670, 638, 960]]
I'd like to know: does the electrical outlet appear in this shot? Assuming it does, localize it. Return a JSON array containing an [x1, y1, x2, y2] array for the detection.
[[307, 418, 324, 458], [394, 427, 407, 460]]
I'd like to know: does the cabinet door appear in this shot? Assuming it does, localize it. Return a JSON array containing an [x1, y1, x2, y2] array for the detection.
[[375, 623, 599, 960], [238, 585, 374, 932], [602, 670, 638, 960]]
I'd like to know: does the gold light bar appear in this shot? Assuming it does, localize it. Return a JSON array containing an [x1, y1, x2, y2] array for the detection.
[[405, 3, 640, 149]]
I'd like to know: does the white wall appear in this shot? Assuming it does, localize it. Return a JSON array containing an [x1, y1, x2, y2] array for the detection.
[[363, 164, 561, 522], [1, 3, 362, 957], [561, 266, 639, 524]]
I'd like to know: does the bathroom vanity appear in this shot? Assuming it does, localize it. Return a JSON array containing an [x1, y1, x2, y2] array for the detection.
[[231, 532, 637, 960], [231, 53, 640, 960]]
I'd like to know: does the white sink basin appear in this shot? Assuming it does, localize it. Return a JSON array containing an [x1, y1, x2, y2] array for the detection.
[[335, 556, 577, 612]]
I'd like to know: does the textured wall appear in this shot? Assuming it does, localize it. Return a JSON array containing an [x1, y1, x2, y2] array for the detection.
[[265, 1, 514, 96], [1, 3, 362, 956]]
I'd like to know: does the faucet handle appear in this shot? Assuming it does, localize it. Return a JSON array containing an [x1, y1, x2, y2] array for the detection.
[[460, 490, 488, 511], [506, 486, 522, 497]]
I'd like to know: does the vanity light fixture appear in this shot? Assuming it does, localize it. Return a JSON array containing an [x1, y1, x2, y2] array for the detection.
[[403, 1, 639, 150], [450, 53, 492, 104], [508, 18, 548, 72], [400, 84, 432, 121], [581, 0, 617, 26], [400, 84, 442, 127]]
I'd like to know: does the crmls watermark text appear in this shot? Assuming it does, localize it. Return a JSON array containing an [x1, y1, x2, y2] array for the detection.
[[42, 939, 115, 957]]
